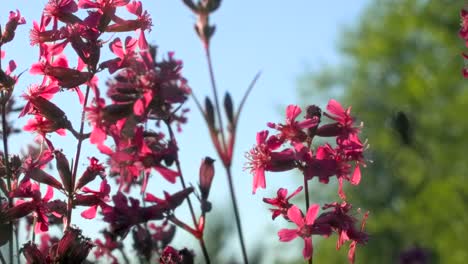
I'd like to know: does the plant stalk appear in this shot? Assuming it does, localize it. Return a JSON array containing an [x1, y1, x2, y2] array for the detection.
[[204, 46, 249, 264], [303, 176, 311, 264], [2, 103, 14, 264], [225, 166, 249, 264], [67, 85, 91, 230], [165, 121, 211, 264]]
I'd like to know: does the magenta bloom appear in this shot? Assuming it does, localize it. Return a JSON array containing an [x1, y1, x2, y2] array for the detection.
[[317, 99, 360, 142], [278, 204, 320, 260], [268, 105, 319, 143], [263, 186, 302, 220], [245, 130, 296, 194]]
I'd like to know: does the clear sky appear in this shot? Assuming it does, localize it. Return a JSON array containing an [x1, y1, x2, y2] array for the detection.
[[1, 0, 369, 262]]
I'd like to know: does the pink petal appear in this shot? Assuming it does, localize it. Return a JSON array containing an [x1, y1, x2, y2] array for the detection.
[[348, 241, 357, 264], [287, 205, 305, 227], [286, 105, 301, 122], [327, 99, 345, 116], [256, 130, 269, 145], [42, 186, 54, 202], [303, 237, 313, 260], [133, 98, 146, 116], [126, 0, 142, 15], [338, 177, 346, 200], [6, 60, 17, 75], [81, 205, 97, 219], [252, 168, 266, 194], [278, 229, 298, 242], [287, 186, 303, 200], [145, 193, 165, 203], [124, 36, 138, 53], [277, 188, 287, 199], [305, 204, 320, 225], [90, 127, 106, 145], [351, 165, 361, 185], [30, 63, 44, 75], [155, 166, 179, 183], [110, 38, 124, 58]]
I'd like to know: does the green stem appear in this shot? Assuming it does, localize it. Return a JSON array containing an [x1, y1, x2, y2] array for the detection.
[[225, 166, 249, 264], [165, 120, 211, 264], [303, 176, 311, 264], [2, 103, 14, 264], [205, 47, 228, 154], [204, 45, 249, 264], [67, 85, 91, 230]]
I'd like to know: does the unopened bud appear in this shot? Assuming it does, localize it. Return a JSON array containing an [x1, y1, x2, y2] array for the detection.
[[1, 10, 26, 44], [199, 157, 215, 200], [204, 97, 215, 130], [54, 151, 73, 193], [53, 227, 94, 263], [27, 168, 63, 190], [29, 96, 67, 123], [22, 242, 47, 264], [305, 105, 321, 138], [223, 92, 234, 126]]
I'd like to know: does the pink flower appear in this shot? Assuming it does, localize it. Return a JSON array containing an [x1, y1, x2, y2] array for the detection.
[[9, 179, 54, 233], [74, 179, 111, 219], [105, 1, 152, 32], [263, 186, 302, 220], [43, 0, 81, 24], [94, 230, 121, 264], [278, 204, 320, 260], [245, 130, 296, 194], [1, 10, 26, 44], [268, 105, 319, 143], [100, 36, 138, 73], [460, 9, 468, 41], [317, 100, 360, 144]]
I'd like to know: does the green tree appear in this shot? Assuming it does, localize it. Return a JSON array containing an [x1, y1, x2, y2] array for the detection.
[[298, 0, 468, 263]]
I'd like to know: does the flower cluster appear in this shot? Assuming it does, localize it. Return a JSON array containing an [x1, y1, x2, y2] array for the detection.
[[0, 1, 202, 263], [460, 8, 468, 77], [247, 100, 369, 263]]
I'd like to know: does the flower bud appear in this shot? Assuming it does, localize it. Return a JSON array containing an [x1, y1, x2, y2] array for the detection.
[[1, 10, 26, 44], [54, 151, 73, 193], [27, 168, 63, 190], [22, 242, 47, 264], [29, 96, 67, 123], [223, 92, 234, 126], [52, 227, 94, 263], [75, 157, 105, 191], [204, 97, 215, 130], [199, 157, 215, 200]]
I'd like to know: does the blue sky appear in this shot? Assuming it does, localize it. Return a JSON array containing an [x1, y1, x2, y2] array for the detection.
[[1, 0, 369, 262]]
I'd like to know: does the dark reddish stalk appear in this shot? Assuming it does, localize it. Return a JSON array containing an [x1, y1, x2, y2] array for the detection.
[[204, 46, 249, 264], [205, 47, 228, 153], [1, 100, 14, 264], [303, 176, 312, 264], [66, 85, 91, 230], [165, 120, 211, 264]]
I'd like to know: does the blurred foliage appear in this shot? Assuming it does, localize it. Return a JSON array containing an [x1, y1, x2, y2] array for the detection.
[[297, 0, 468, 263]]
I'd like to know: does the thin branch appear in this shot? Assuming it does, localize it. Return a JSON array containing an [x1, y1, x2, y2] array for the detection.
[[67, 85, 92, 230], [234, 71, 261, 126], [165, 120, 211, 264]]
